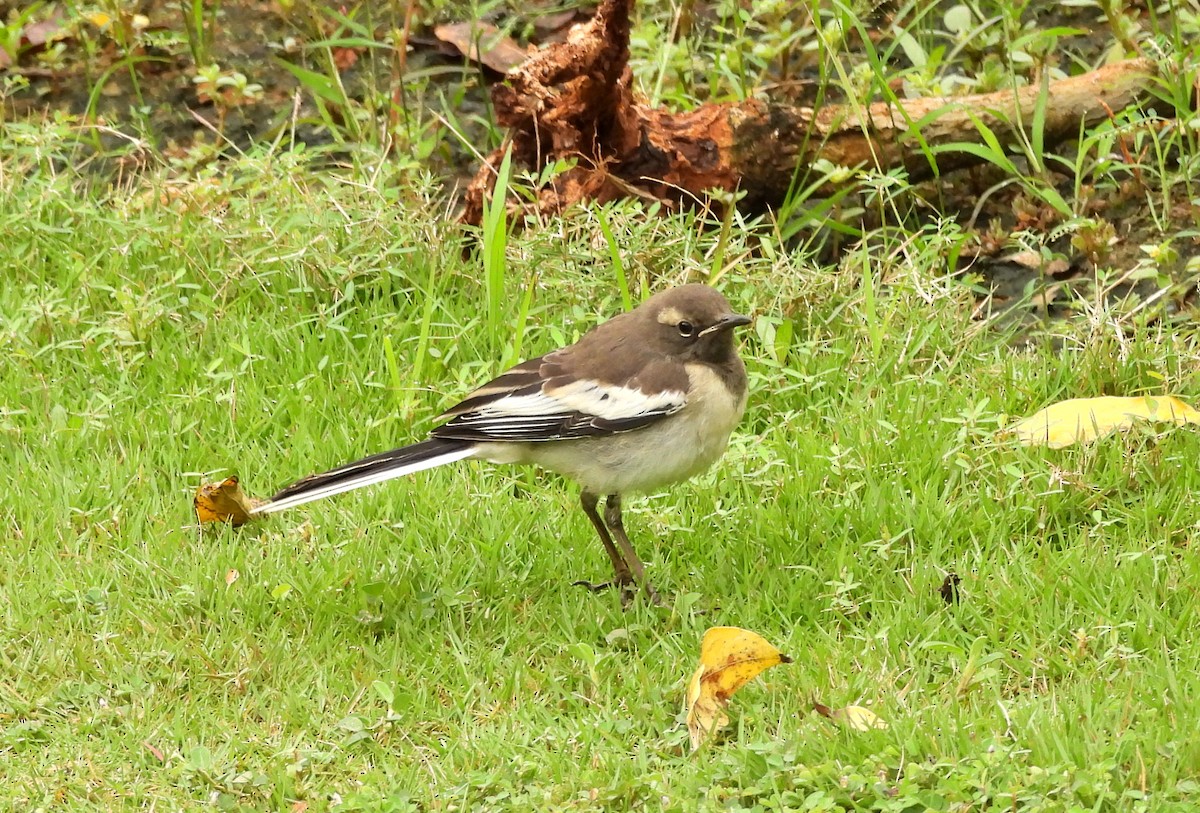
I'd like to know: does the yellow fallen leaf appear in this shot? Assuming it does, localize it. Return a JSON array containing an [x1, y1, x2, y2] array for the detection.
[[836, 705, 888, 731], [813, 701, 889, 731], [685, 627, 791, 750], [1007, 395, 1200, 448], [194, 476, 261, 526]]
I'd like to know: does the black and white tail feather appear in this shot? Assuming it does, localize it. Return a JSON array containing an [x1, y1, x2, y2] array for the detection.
[[252, 439, 476, 514], [250, 349, 687, 516]]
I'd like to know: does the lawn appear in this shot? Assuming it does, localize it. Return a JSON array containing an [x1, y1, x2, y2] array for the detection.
[[4, 0, 1200, 810]]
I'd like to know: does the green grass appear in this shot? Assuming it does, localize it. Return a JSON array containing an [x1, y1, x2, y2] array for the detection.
[[4, 127, 1200, 811], [4, 0, 1200, 805]]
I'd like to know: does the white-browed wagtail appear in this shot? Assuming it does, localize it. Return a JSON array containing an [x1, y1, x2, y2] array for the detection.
[[253, 283, 751, 601]]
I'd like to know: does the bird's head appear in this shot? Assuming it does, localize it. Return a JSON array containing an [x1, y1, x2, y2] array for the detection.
[[640, 283, 751, 363]]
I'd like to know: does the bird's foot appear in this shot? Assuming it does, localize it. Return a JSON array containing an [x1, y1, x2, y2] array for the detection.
[[572, 577, 663, 608], [571, 577, 631, 592]]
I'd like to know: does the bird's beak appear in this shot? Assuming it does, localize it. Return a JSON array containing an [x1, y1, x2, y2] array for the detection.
[[699, 312, 752, 337]]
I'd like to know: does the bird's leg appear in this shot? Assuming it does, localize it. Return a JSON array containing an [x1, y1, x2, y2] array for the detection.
[[603, 494, 662, 606], [573, 490, 634, 593]]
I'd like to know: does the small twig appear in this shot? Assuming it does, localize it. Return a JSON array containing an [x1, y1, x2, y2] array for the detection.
[[187, 107, 247, 157]]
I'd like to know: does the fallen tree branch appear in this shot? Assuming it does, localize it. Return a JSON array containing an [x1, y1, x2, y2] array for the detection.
[[460, 0, 1164, 225]]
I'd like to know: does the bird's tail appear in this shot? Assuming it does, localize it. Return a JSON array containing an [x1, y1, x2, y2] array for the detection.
[[252, 438, 475, 515]]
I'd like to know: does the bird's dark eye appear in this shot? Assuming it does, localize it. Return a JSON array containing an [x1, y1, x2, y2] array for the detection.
[[677, 320, 695, 337]]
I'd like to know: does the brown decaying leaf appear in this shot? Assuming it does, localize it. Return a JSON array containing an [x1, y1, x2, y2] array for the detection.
[[999, 250, 1071, 276], [194, 476, 261, 526], [434, 22, 531, 74], [939, 573, 962, 605], [23, 17, 67, 47], [0, 10, 68, 67], [533, 9, 583, 37]]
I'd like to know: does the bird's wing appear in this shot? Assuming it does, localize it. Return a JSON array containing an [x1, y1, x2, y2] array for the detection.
[[431, 351, 689, 442]]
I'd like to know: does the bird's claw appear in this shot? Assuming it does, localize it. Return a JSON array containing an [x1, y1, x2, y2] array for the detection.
[[571, 578, 663, 608]]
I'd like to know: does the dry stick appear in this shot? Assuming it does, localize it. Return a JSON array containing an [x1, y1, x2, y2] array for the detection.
[[460, 0, 1162, 225], [389, 0, 420, 147], [723, 57, 1157, 207]]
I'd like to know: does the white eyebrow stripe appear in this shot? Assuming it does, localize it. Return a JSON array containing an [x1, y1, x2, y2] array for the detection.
[[656, 306, 685, 325]]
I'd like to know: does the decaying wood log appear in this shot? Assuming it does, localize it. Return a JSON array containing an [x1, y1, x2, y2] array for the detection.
[[460, 0, 1163, 226]]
